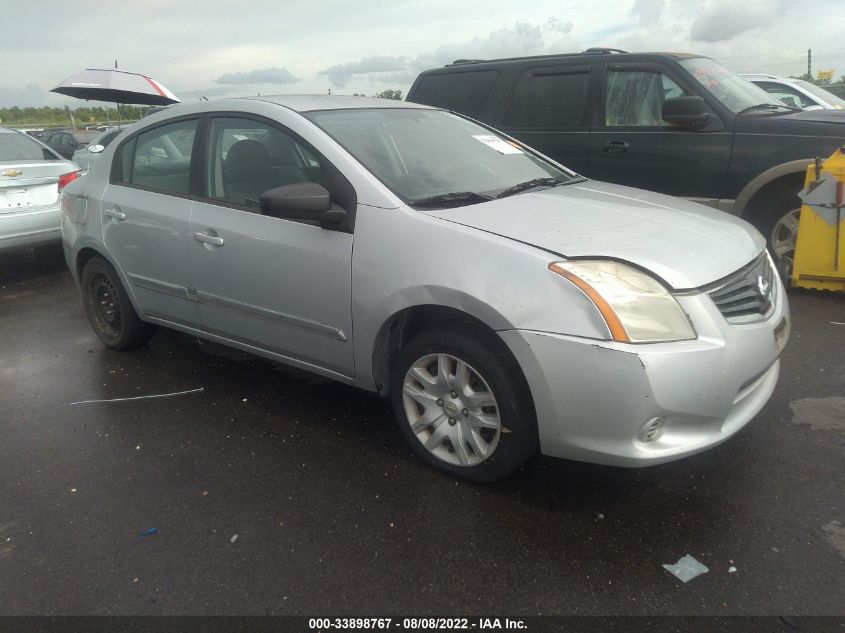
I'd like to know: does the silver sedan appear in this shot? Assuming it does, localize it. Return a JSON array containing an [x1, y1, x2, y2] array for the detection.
[[1, 127, 78, 252], [60, 96, 790, 481]]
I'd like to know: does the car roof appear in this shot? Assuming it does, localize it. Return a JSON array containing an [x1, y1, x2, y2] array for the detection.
[[243, 94, 433, 112], [741, 74, 790, 81], [417, 50, 706, 72]]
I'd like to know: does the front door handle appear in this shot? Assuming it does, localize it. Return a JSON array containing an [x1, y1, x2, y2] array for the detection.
[[603, 140, 629, 153], [105, 207, 125, 221], [193, 232, 224, 247]]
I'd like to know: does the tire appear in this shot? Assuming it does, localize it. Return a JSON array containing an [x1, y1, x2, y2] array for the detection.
[[390, 326, 537, 482], [81, 256, 157, 349], [747, 179, 803, 282]]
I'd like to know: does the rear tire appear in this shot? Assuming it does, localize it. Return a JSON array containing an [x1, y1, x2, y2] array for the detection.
[[746, 178, 803, 283], [81, 256, 156, 349], [390, 326, 537, 482]]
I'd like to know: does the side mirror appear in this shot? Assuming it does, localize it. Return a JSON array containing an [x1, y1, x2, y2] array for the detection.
[[88, 144, 105, 154], [662, 96, 711, 128], [260, 182, 348, 229]]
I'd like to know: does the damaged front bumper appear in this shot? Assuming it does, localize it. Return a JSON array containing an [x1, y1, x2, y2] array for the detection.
[[499, 285, 790, 467]]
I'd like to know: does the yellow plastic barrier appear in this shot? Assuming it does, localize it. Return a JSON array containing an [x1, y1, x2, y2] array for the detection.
[[792, 147, 845, 291]]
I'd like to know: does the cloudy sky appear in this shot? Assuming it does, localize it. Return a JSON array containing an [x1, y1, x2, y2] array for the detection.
[[2, 0, 844, 108]]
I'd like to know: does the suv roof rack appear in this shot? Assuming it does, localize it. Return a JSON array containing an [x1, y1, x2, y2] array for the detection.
[[445, 48, 630, 67], [450, 59, 487, 65], [583, 47, 628, 54]]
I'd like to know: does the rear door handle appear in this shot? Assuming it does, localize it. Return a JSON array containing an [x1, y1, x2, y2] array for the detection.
[[193, 232, 224, 246], [105, 207, 125, 221], [603, 140, 629, 153]]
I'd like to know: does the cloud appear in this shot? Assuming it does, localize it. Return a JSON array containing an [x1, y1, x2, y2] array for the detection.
[[630, 0, 665, 25], [0, 83, 47, 108], [690, 0, 787, 42], [319, 56, 410, 88], [319, 20, 580, 88], [213, 67, 300, 86]]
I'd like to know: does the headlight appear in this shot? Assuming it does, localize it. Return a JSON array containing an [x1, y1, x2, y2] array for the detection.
[[549, 260, 696, 343]]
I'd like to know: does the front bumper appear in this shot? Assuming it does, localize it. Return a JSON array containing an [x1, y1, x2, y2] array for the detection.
[[500, 279, 790, 467]]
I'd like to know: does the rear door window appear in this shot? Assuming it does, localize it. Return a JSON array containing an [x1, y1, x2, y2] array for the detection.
[[502, 66, 591, 128], [116, 119, 198, 195], [410, 70, 499, 118]]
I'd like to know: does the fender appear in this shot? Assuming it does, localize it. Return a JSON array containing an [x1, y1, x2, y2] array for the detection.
[[735, 158, 813, 215], [72, 240, 147, 320], [354, 285, 517, 393]]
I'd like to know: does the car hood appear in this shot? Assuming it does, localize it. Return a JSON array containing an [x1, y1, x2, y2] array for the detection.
[[425, 180, 765, 290]]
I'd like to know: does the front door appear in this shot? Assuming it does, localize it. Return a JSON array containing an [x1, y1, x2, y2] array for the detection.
[[102, 117, 200, 326], [588, 63, 732, 200], [190, 116, 354, 377]]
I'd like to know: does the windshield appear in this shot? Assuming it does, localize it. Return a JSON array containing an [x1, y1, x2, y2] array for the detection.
[[0, 131, 59, 161], [794, 80, 845, 109], [679, 58, 785, 113], [305, 108, 574, 205]]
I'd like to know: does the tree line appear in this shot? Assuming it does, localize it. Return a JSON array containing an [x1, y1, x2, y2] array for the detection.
[[0, 104, 150, 128]]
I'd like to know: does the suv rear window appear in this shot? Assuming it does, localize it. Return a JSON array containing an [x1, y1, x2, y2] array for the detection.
[[410, 70, 498, 118], [502, 67, 590, 128]]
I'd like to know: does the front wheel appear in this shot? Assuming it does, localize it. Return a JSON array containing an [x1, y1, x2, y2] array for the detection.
[[390, 327, 537, 482], [81, 256, 157, 349]]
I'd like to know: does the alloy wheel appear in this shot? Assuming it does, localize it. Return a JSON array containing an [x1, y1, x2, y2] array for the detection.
[[770, 207, 801, 279]]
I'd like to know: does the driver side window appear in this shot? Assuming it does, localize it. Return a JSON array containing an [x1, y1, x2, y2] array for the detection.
[[605, 70, 688, 126], [205, 117, 320, 210]]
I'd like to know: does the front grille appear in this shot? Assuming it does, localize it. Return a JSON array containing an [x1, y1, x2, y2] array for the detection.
[[706, 252, 776, 323]]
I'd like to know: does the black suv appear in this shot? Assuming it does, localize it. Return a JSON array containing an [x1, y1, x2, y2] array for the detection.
[[407, 49, 845, 274]]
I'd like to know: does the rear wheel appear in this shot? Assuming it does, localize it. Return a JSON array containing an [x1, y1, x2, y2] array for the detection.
[[81, 257, 156, 349], [390, 327, 537, 482], [747, 178, 803, 283]]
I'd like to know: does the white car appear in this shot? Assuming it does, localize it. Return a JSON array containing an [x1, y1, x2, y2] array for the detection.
[[742, 74, 845, 111]]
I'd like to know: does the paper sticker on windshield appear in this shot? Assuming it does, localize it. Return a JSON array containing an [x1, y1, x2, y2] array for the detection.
[[472, 135, 523, 154]]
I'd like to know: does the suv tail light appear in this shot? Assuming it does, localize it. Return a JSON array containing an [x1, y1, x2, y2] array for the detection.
[[58, 170, 78, 191]]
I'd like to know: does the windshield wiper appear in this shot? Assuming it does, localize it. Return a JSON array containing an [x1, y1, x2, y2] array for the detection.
[[737, 103, 801, 115], [411, 191, 492, 208], [496, 177, 564, 199]]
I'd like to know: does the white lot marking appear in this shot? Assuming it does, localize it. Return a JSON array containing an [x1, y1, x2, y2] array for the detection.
[[789, 397, 845, 432], [822, 521, 845, 560], [70, 387, 204, 405]]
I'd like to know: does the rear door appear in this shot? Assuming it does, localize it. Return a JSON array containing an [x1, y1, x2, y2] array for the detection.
[[101, 117, 200, 326], [496, 63, 594, 174], [190, 115, 355, 377], [587, 62, 732, 199]]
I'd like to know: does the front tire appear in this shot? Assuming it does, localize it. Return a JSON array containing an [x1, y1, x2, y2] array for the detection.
[[390, 327, 537, 482], [81, 257, 157, 349]]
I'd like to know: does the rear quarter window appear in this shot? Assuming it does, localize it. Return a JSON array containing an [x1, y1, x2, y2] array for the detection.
[[409, 70, 499, 118]]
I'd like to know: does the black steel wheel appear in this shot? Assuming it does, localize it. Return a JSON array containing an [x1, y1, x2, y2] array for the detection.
[[81, 256, 156, 349]]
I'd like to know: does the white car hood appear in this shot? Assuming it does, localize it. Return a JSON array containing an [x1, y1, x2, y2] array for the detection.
[[426, 180, 766, 289]]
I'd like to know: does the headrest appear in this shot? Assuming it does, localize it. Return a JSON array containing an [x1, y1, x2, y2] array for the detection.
[[225, 139, 270, 181]]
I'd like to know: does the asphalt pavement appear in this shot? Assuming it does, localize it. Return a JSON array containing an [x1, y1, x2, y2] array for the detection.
[[0, 245, 843, 616]]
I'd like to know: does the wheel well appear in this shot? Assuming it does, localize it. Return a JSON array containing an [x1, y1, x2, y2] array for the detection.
[[743, 172, 805, 228], [372, 305, 503, 396], [75, 247, 105, 279]]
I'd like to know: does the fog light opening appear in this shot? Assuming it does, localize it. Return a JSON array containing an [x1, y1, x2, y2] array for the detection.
[[640, 417, 665, 443]]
